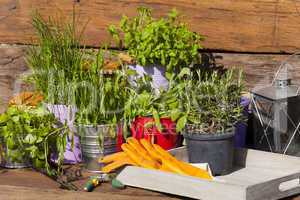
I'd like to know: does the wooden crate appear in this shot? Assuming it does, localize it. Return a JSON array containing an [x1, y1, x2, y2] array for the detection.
[[117, 147, 300, 200]]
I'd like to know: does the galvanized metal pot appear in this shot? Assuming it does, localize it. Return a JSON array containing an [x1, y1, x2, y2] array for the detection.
[[0, 137, 30, 169], [77, 124, 119, 172]]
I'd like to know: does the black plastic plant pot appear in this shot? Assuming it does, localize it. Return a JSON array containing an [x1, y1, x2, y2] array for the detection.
[[183, 129, 235, 176]]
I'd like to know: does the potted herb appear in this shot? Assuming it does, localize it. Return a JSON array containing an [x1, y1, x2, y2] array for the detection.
[[26, 13, 89, 163], [75, 51, 129, 171], [122, 73, 187, 149], [0, 106, 67, 176], [109, 7, 203, 91], [177, 68, 244, 175]]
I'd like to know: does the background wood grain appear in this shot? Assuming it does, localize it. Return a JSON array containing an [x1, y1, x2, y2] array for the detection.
[[1, 0, 300, 52], [0, 45, 28, 113]]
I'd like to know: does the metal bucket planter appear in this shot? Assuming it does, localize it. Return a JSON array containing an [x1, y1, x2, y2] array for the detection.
[[0, 137, 30, 169], [77, 124, 118, 172]]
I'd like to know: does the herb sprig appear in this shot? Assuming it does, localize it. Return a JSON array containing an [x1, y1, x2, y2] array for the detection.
[[109, 7, 203, 73], [0, 106, 67, 176]]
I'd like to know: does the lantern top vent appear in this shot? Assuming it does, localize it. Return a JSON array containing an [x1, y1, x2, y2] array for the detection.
[[251, 55, 300, 101]]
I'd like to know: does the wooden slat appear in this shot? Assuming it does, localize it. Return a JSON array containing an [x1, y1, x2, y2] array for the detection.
[[1, 0, 300, 52], [0, 185, 175, 200], [213, 53, 300, 89], [0, 168, 175, 200], [0, 45, 28, 113], [0, 164, 299, 200]]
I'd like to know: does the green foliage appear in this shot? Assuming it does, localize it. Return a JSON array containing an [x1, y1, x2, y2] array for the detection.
[[26, 12, 88, 105], [177, 68, 244, 134], [109, 7, 203, 72], [122, 74, 183, 135], [123, 67, 244, 135], [26, 12, 126, 128], [0, 106, 67, 176], [75, 61, 130, 126]]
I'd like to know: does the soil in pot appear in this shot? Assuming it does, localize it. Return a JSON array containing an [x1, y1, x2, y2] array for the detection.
[[184, 128, 235, 176]]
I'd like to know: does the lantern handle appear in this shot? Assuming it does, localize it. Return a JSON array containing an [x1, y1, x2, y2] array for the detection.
[[272, 51, 300, 85]]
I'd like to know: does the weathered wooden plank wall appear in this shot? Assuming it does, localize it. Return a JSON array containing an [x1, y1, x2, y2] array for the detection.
[[0, 46, 28, 113], [1, 0, 300, 52]]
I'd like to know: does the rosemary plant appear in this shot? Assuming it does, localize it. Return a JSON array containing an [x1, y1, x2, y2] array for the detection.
[[176, 68, 244, 134]]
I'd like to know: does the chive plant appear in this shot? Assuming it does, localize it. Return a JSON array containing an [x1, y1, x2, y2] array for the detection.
[[26, 12, 86, 105]]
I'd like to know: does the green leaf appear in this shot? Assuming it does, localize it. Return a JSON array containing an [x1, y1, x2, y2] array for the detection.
[[33, 158, 44, 169], [168, 8, 178, 20], [6, 137, 16, 150], [108, 25, 117, 35], [178, 68, 191, 78], [36, 136, 44, 143], [126, 69, 138, 76], [165, 72, 173, 80], [24, 134, 37, 144], [37, 151, 45, 160], [152, 109, 162, 132], [11, 116, 20, 123], [170, 109, 181, 122], [0, 114, 8, 124], [176, 115, 187, 133]]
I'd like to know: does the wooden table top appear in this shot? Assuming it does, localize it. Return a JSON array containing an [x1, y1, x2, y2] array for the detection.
[[0, 168, 299, 200]]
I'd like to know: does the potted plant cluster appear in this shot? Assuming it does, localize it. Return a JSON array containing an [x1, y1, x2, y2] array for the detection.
[[177, 68, 244, 175], [26, 13, 91, 164], [74, 49, 130, 172], [4, 7, 246, 177], [109, 7, 203, 91], [122, 72, 186, 150], [0, 105, 67, 176]]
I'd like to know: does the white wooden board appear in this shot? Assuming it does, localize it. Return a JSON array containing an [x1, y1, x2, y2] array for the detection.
[[117, 147, 300, 200]]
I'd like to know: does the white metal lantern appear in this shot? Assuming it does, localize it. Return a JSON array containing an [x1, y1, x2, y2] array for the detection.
[[251, 54, 300, 156]]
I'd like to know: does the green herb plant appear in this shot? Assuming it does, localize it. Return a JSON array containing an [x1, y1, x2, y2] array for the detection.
[[0, 106, 67, 176], [26, 12, 89, 105], [122, 69, 189, 135], [175, 68, 244, 134], [123, 67, 244, 136], [109, 7, 203, 73], [74, 49, 129, 137]]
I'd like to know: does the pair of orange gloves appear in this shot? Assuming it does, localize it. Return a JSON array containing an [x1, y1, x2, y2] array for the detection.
[[99, 137, 212, 181]]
